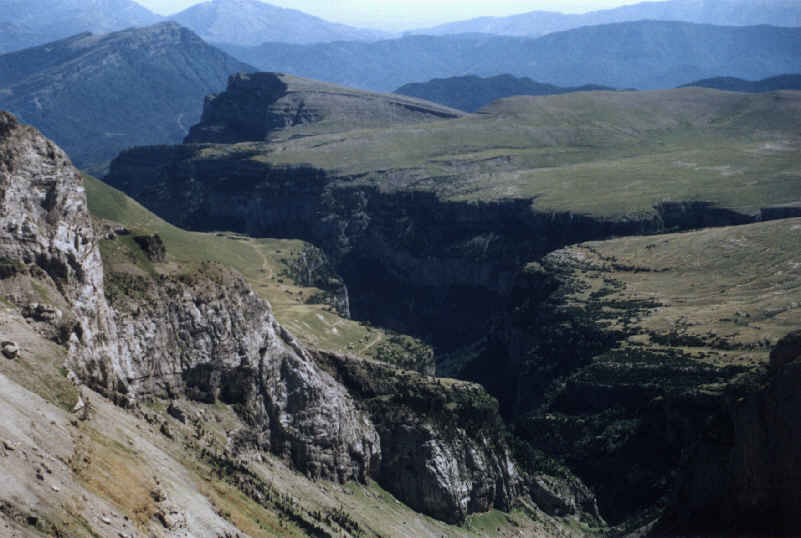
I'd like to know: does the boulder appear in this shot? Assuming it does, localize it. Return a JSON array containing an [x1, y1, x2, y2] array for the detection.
[[530, 473, 603, 522], [1, 341, 19, 359], [22, 303, 62, 322]]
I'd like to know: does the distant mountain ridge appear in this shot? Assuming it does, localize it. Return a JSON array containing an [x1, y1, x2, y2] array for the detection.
[[682, 73, 801, 92], [0, 0, 162, 53], [412, 0, 801, 37], [395, 74, 616, 112], [221, 21, 801, 92], [0, 0, 390, 53], [0, 22, 254, 169], [169, 0, 388, 46]]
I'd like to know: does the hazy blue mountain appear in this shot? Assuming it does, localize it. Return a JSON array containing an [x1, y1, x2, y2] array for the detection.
[[395, 74, 616, 112], [0, 22, 254, 169], [681, 73, 801, 92], [221, 21, 801, 92], [220, 34, 518, 92], [0, 22, 42, 53], [0, 0, 162, 53], [170, 0, 388, 46], [412, 0, 801, 37]]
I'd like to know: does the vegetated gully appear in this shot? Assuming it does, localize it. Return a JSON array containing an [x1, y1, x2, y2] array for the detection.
[[107, 149, 760, 420]]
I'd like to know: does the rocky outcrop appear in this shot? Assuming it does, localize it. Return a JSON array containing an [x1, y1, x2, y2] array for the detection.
[[1, 340, 18, 358], [101, 79, 801, 529], [658, 330, 801, 536], [285, 243, 350, 317], [106, 263, 380, 482], [0, 111, 378, 484], [315, 351, 522, 524], [314, 350, 607, 525], [185, 72, 464, 144], [0, 110, 121, 394], [529, 473, 601, 521], [132, 234, 166, 262]]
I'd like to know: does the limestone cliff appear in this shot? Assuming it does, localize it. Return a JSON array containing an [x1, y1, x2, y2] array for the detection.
[[105, 261, 379, 482], [0, 110, 120, 395], [102, 76, 801, 530], [493, 222, 801, 528], [316, 351, 523, 524], [0, 110, 378, 484]]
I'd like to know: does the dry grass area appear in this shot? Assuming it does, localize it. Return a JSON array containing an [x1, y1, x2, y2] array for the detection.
[[556, 217, 801, 366], [256, 88, 801, 217], [72, 426, 160, 528]]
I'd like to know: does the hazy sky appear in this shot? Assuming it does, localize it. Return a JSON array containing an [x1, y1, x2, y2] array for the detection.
[[137, 0, 640, 30]]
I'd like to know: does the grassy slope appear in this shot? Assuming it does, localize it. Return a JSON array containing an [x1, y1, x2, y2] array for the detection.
[[554, 217, 801, 367], [231, 88, 801, 219]]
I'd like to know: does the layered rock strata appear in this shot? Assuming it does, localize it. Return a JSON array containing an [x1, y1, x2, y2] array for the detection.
[[0, 110, 120, 394]]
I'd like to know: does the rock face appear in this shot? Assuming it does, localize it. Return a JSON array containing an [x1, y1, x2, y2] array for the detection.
[[106, 263, 379, 482], [106, 141, 757, 355], [103, 78, 801, 527], [106, 80, 801, 369], [184, 72, 464, 144], [284, 243, 351, 317], [315, 351, 522, 524], [0, 111, 378, 483], [0, 110, 120, 393], [529, 473, 601, 521], [659, 330, 801, 536]]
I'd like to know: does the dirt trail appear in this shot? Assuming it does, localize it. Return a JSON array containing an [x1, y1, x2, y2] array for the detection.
[[360, 333, 384, 353]]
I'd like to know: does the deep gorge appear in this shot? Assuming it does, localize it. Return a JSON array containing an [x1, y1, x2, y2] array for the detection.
[[104, 147, 780, 525]]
